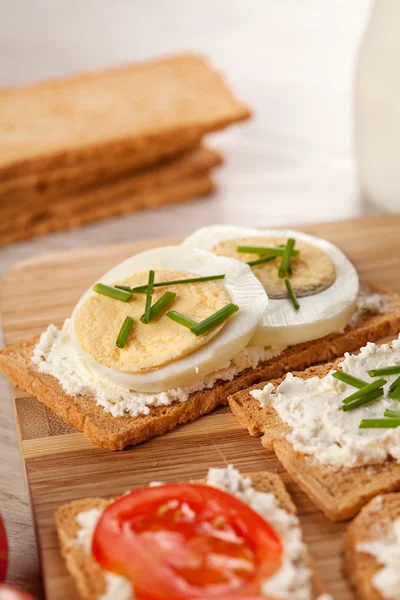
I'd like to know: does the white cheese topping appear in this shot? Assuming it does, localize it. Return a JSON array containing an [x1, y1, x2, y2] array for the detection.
[[32, 319, 285, 418], [349, 290, 394, 327], [251, 336, 400, 468], [357, 519, 400, 600], [72, 466, 327, 600]]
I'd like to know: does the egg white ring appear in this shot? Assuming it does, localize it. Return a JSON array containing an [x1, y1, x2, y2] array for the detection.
[[182, 225, 360, 347], [71, 246, 269, 392]]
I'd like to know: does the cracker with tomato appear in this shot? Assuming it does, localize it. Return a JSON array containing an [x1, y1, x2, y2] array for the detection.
[[55, 468, 326, 599]]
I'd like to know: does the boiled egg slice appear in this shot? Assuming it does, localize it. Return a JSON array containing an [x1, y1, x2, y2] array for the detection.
[[71, 246, 269, 392], [181, 225, 359, 347]]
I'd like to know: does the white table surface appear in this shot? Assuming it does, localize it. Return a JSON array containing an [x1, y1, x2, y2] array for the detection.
[[0, 0, 375, 596]]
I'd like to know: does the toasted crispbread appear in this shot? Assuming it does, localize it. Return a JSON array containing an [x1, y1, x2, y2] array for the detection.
[[0, 283, 399, 450], [229, 345, 400, 522], [0, 173, 215, 246], [0, 54, 250, 179], [0, 146, 222, 222], [343, 493, 400, 600], [0, 142, 202, 203], [55, 471, 326, 600]]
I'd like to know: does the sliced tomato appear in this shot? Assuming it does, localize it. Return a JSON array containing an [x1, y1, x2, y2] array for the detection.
[[0, 515, 8, 582], [92, 483, 282, 599], [0, 584, 36, 600]]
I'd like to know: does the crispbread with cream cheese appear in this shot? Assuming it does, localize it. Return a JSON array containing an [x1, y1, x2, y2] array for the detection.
[[0, 54, 250, 179], [0, 174, 215, 246], [229, 355, 400, 522], [55, 471, 326, 600], [343, 493, 400, 600], [0, 282, 399, 450]]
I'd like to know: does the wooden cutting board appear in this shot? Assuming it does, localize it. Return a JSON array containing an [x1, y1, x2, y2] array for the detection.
[[1, 214, 400, 600]]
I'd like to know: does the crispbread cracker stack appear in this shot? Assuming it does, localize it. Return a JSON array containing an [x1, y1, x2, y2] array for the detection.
[[0, 140, 201, 203], [0, 145, 220, 219], [0, 146, 221, 245], [0, 54, 250, 179], [55, 471, 326, 600], [0, 174, 215, 246], [344, 493, 400, 600], [0, 282, 399, 451], [229, 338, 400, 522]]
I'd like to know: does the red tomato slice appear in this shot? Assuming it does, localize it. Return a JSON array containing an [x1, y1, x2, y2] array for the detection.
[[92, 483, 282, 600], [0, 584, 36, 600], [0, 515, 8, 582]]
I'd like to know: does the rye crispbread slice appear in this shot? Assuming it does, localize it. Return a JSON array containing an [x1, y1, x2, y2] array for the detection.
[[0, 146, 222, 222], [0, 283, 399, 450], [343, 493, 400, 600], [0, 173, 215, 246], [55, 471, 326, 600], [229, 336, 400, 522], [0, 54, 250, 179]]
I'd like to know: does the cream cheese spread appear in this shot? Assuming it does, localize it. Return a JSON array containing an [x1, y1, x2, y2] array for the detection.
[[350, 290, 394, 327], [32, 319, 285, 418], [357, 518, 400, 600], [73, 466, 326, 600], [251, 336, 400, 468]]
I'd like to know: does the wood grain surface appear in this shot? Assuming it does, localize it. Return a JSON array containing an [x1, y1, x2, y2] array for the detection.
[[1, 214, 400, 599]]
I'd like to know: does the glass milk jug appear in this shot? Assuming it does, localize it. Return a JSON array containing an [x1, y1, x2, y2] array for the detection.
[[356, 0, 400, 212]]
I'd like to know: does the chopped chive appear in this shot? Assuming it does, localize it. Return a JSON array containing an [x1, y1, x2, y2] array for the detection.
[[116, 316, 134, 349], [236, 245, 300, 257], [191, 303, 239, 337], [93, 283, 132, 302], [131, 274, 226, 294], [167, 310, 198, 329], [287, 261, 293, 276], [114, 285, 133, 292], [341, 388, 384, 412], [247, 255, 277, 267], [332, 371, 368, 389], [389, 375, 400, 394], [384, 409, 400, 418], [360, 418, 400, 429], [389, 385, 400, 400], [279, 238, 296, 278], [369, 365, 400, 377], [285, 278, 300, 310], [140, 291, 176, 323], [342, 378, 386, 404], [141, 270, 155, 324]]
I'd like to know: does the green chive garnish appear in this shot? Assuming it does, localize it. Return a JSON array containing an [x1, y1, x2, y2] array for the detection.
[[167, 311, 198, 330], [369, 365, 400, 377], [247, 255, 277, 267], [342, 378, 386, 404], [384, 409, 400, 418], [390, 384, 400, 400], [141, 270, 155, 324], [191, 303, 239, 337], [131, 274, 226, 294], [93, 283, 132, 302], [332, 371, 368, 389], [236, 246, 300, 257], [279, 238, 296, 278], [116, 316, 134, 349], [341, 388, 384, 412], [389, 375, 400, 395], [114, 285, 133, 292], [285, 279, 300, 310], [140, 291, 176, 323], [359, 418, 400, 429]]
